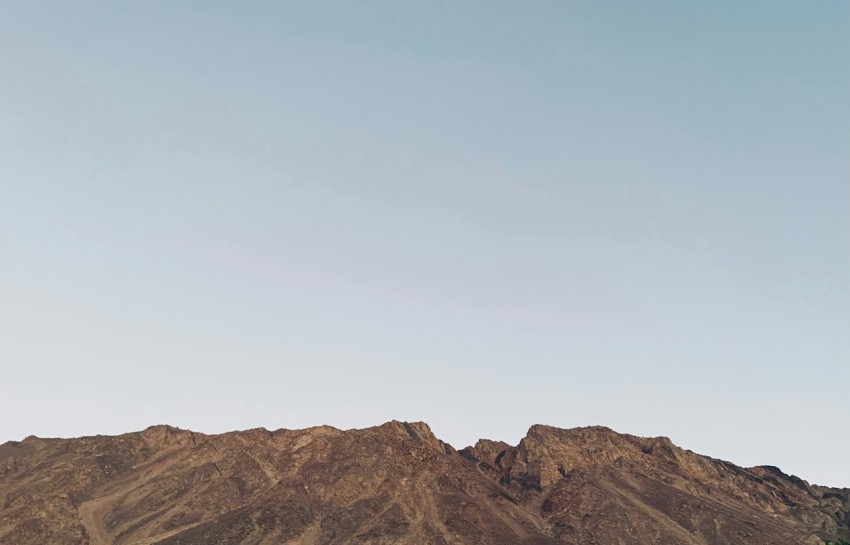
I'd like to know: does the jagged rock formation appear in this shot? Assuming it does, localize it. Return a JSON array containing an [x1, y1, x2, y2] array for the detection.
[[0, 421, 847, 544]]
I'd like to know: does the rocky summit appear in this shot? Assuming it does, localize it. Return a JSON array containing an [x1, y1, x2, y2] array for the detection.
[[0, 421, 847, 545]]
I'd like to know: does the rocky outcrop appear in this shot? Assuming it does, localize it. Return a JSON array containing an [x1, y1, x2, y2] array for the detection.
[[0, 421, 846, 544]]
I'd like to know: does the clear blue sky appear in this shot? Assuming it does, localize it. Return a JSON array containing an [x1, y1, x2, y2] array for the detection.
[[1, 2, 848, 486]]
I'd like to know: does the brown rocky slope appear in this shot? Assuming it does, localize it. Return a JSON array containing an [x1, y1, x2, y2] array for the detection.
[[0, 421, 847, 544]]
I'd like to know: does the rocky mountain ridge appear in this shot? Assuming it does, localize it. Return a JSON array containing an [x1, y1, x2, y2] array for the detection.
[[1, 421, 847, 544]]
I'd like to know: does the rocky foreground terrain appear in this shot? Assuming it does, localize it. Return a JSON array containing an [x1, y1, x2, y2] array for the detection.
[[0, 421, 847, 545]]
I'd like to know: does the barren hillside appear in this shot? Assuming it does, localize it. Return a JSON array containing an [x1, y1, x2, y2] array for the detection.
[[1, 422, 847, 544]]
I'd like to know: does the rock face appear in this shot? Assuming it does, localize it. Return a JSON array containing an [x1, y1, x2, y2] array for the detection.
[[0, 421, 847, 545]]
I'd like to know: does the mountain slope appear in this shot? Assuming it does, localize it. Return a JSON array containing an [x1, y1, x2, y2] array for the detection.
[[0, 422, 847, 544]]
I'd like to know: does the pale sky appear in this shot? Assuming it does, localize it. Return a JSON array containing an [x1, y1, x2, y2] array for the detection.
[[1, 2, 848, 487]]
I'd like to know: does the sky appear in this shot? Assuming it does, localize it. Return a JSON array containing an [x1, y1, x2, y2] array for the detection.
[[1, 1, 848, 487]]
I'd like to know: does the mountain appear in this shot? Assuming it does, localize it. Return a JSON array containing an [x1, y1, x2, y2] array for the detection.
[[1, 421, 847, 544]]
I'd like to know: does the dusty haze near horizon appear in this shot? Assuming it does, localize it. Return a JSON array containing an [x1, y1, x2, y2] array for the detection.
[[1, 2, 848, 487]]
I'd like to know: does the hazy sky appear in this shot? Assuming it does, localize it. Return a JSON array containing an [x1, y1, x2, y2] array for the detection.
[[1, 2, 848, 486]]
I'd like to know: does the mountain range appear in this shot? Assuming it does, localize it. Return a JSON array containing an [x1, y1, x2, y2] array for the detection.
[[1, 421, 847, 544]]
